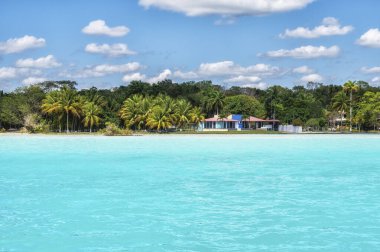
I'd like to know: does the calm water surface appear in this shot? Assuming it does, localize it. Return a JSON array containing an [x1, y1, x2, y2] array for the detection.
[[1, 135, 380, 251]]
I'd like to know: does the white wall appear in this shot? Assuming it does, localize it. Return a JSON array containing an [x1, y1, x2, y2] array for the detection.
[[279, 125, 302, 133]]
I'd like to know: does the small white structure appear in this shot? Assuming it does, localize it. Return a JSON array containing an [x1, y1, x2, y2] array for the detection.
[[279, 125, 302, 133]]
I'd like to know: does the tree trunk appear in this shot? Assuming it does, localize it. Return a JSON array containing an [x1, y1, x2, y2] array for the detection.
[[72, 117, 75, 132], [66, 112, 69, 133], [350, 90, 353, 132], [90, 126, 92, 133]]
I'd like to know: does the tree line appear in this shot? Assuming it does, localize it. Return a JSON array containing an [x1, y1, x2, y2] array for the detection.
[[0, 79, 380, 132]]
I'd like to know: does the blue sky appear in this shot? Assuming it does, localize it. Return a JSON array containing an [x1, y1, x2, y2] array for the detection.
[[1, 0, 380, 90]]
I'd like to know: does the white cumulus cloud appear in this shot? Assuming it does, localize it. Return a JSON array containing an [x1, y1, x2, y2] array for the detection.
[[356, 28, 380, 48], [264, 45, 340, 59], [22, 77, 47, 85], [198, 61, 235, 76], [293, 65, 314, 74], [372, 77, 380, 83], [62, 63, 141, 78], [138, 0, 313, 16], [0, 35, 45, 54], [122, 72, 147, 83], [225, 75, 261, 83], [241, 82, 269, 90], [85, 43, 136, 57], [0, 67, 17, 79], [361, 66, 380, 74], [16, 55, 61, 68], [0, 67, 42, 80], [280, 17, 353, 38], [92, 63, 141, 74], [172, 61, 281, 87], [197, 61, 280, 76], [172, 70, 199, 79], [301, 73, 323, 82], [82, 20, 130, 37], [147, 69, 172, 83]]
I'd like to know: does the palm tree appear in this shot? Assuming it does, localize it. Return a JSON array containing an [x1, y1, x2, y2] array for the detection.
[[174, 99, 192, 129], [202, 89, 225, 115], [189, 106, 205, 130], [60, 87, 81, 133], [137, 97, 153, 130], [343, 80, 359, 132], [120, 94, 141, 129], [41, 91, 64, 132], [120, 95, 152, 130], [88, 93, 107, 108], [82, 102, 101, 132], [146, 106, 173, 132], [332, 91, 349, 129], [209, 90, 224, 115], [154, 95, 176, 125], [156, 95, 175, 112]]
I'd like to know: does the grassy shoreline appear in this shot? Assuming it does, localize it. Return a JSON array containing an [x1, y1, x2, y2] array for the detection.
[[1, 130, 380, 136]]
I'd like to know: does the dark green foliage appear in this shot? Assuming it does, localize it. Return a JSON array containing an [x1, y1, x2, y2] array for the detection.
[[223, 95, 265, 118], [1, 79, 380, 132], [292, 118, 303, 126]]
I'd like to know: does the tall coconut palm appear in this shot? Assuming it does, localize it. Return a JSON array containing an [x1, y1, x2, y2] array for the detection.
[[88, 93, 107, 107], [60, 87, 81, 133], [146, 106, 173, 132], [120, 94, 141, 129], [156, 95, 175, 113], [175, 99, 192, 129], [204, 89, 225, 115], [332, 91, 349, 129], [41, 91, 64, 132], [343, 80, 359, 132], [189, 106, 205, 129], [136, 97, 153, 130], [154, 95, 177, 124], [82, 102, 101, 132], [120, 95, 152, 130]]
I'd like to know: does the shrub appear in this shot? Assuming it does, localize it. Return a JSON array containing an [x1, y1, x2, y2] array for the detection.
[[0, 128, 6, 133], [102, 122, 132, 136], [292, 118, 303, 126], [33, 123, 50, 133], [305, 118, 320, 131], [24, 114, 38, 132], [19, 127, 29, 133], [23, 114, 49, 133]]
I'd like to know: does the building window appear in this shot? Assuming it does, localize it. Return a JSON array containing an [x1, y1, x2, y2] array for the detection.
[[226, 121, 235, 128], [205, 122, 214, 129]]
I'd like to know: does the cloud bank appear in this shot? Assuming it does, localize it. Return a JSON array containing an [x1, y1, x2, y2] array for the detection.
[[85, 43, 136, 57], [139, 0, 313, 16], [0, 35, 45, 54], [280, 17, 353, 38], [82, 20, 130, 37], [264, 45, 340, 59]]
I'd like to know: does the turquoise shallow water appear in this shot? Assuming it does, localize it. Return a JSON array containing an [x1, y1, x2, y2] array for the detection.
[[1, 135, 380, 251]]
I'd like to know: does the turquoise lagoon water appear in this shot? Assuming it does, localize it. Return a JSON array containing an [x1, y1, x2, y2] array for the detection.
[[1, 135, 380, 251]]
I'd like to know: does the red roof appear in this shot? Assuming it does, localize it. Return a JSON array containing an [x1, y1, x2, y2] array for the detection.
[[244, 116, 266, 122], [243, 116, 279, 122], [204, 115, 279, 122], [204, 117, 238, 122], [262, 119, 280, 122]]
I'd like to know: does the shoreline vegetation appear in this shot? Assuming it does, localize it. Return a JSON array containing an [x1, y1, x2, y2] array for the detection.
[[1, 79, 380, 135], [2, 129, 380, 136]]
